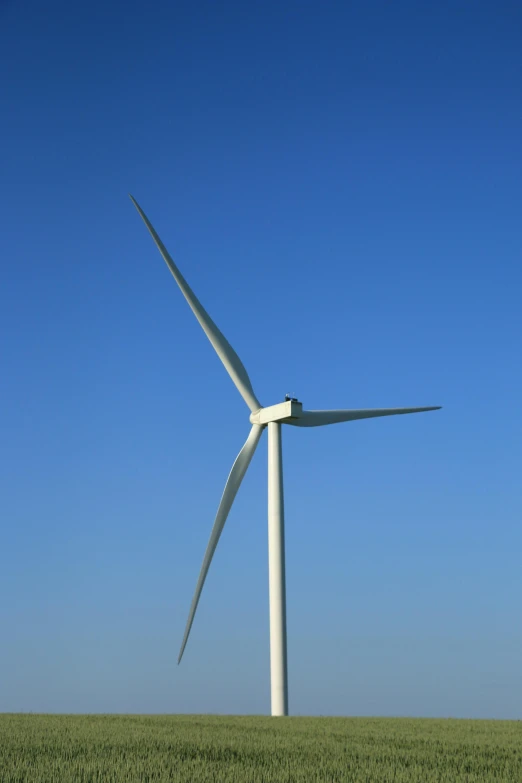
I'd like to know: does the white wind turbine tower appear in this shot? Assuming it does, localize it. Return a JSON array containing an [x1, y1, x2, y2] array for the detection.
[[130, 195, 441, 717]]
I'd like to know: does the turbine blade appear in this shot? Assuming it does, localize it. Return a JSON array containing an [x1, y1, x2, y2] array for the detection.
[[178, 424, 264, 663], [130, 195, 262, 413], [289, 406, 441, 427]]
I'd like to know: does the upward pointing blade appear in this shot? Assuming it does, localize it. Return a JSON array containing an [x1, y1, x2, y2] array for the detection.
[[130, 195, 262, 413], [289, 407, 441, 427], [178, 424, 264, 664]]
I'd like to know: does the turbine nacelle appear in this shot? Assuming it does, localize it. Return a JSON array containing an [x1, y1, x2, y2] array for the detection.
[[250, 400, 303, 426]]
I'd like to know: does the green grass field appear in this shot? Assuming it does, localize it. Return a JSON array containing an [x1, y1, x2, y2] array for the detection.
[[1, 714, 520, 782]]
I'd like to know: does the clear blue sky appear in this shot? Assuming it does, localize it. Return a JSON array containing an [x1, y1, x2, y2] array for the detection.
[[1, 0, 521, 718]]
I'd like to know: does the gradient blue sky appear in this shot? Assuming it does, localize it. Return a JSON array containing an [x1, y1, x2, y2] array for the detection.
[[1, 0, 521, 718]]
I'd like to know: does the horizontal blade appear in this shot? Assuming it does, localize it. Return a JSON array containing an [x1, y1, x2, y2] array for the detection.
[[130, 195, 262, 413], [178, 424, 264, 664], [289, 406, 441, 427]]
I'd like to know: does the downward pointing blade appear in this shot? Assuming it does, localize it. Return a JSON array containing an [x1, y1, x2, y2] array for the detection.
[[289, 407, 441, 427], [130, 195, 262, 413], [178, 424, 264, 664]]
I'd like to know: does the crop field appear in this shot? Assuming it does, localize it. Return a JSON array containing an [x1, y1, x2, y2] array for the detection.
[[0, 714, 521, 782]]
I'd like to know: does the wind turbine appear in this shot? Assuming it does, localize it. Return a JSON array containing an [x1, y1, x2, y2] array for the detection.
[[130, 195, 441, 717]]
